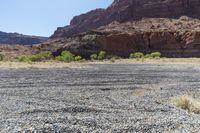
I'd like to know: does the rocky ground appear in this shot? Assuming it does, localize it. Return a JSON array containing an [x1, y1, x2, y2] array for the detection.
[[0, 64, 200, 132]]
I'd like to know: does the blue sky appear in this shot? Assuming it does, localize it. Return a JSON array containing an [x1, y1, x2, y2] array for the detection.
[[0, 0, 112, 37]]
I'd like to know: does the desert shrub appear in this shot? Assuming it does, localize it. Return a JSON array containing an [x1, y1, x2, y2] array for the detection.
[[144, 54, 152, 58], [173, 95, 200, 114], [98, 51, 106, 60], [151, 52, 161, 58], [17, 55, 30, 62], [0, 54, 4, 61], [81, 59, 86, 62], [129, 52, 144, 59], [29, 51, 53, 62], [17, 51, 53, 62], [74, 56, 82, 61], [38, 51, 53, 60], [90, 54, 98, 60], [129, 53, 134, 59], [134, 52, 144, 58], [110, 58, 116, 63], [107, 55, 121, 60], [55, 51, 74, 62], [90, 51, 107, 61], [29, 54, 43, 62]]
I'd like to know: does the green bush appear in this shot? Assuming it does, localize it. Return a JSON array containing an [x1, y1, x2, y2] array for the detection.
[[151, 52, 161, 58], [98, 51, 106, 60], [129, 53, 134, 59], [90, 51, 107, 61], [75, 56, 82, 61], [55, 51, 75, 62], [17, 55, 30, 62], [129, 52, 161, 59], [144, 54, 152, 58], [129, 52, 144, 59], [38, 51, 53, 60], [134, 52, 144, 58], [17, 51, 53, 62], [0, 54, 4, 61], [29, 54, 42, 62], [29, 51, 53, 62], [90, 54, 98, 60]]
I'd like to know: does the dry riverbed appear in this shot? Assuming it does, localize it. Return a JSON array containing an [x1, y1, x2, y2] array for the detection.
[[0, 61, 200, 132]]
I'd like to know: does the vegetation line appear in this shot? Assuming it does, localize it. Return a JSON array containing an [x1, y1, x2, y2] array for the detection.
[[0, 50, 162, 63]]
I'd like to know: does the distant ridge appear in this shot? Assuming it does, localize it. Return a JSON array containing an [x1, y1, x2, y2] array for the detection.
[[0, 31, 48, 45]]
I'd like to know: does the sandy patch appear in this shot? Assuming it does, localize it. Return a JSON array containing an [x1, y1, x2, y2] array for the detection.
[[1, 58, 200, 69]]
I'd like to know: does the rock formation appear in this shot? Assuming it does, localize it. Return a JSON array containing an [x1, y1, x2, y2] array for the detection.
[[38, 0, 200, 58], [51, 0, 200, 38], [38, 17, 200, 57]]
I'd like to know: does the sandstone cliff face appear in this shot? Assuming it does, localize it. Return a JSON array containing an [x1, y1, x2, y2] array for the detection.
[[38, 17, 200, 58], [0, 31, 47, 45], [51, 0, 200, 38]]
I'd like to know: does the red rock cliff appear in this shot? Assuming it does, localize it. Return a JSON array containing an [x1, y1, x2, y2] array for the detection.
[[51, 0, 200, 38]]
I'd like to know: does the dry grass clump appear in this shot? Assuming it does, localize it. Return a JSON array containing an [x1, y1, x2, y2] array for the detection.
[[173, 95, 200, 114], [133, 89, 146, 97]]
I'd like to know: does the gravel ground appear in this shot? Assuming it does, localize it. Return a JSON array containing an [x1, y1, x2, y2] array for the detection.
[[1, 64, 200, 133]]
